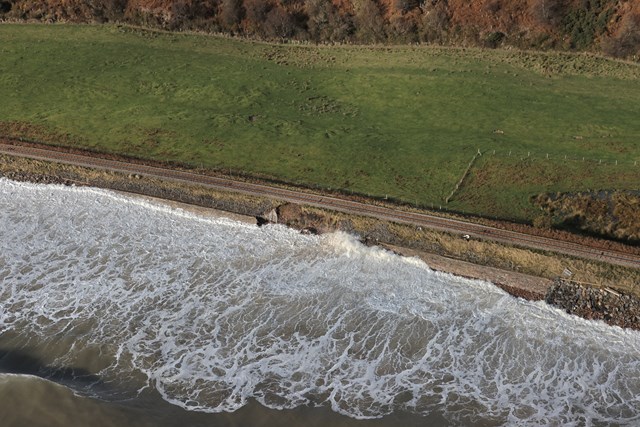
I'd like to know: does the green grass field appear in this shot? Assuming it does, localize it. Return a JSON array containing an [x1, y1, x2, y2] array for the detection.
[[1, 24, 639, 222]]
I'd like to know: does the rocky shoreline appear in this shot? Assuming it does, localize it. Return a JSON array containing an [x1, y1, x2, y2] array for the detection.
[[546, 280, 640, 330], [2, 164, 640, 331]]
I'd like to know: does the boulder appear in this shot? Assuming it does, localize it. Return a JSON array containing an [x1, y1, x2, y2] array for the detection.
[[256, 208, 278, 226]]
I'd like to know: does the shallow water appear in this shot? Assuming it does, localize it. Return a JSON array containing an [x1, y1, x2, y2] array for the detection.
[[1, 179, 639, 426]]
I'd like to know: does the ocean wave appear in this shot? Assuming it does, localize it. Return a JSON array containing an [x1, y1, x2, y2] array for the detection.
[[1, 178, 639, 426]]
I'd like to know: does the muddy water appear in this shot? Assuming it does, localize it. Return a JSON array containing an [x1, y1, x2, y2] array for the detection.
[[1, 179, 639, 426]]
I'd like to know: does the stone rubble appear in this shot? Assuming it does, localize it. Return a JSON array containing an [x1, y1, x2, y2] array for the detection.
[[546, 279, 640, 331]]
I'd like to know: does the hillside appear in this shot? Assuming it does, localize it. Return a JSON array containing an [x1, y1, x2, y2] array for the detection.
[[1, 0, 639, 59]]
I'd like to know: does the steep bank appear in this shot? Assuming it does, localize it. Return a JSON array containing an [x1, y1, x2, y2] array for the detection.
[[533, 190, 640, 244]]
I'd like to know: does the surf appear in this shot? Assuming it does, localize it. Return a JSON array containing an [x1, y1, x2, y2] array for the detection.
[[1, 178, 639, 425]]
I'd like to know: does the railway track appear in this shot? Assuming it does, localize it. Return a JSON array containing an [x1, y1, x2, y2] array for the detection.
[[1, 141, 639, 269]]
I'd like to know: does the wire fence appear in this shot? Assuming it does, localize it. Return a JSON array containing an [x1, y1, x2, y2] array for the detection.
[[478, 147, 639, 167]]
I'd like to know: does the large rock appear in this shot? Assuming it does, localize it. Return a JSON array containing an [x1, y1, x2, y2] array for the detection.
[[256, 208, 278, 226]]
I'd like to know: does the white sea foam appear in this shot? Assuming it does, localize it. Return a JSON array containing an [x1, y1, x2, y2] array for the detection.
[[1, 178, 640, 426]]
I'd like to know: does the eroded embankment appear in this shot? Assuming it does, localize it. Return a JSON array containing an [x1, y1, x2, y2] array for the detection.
[[2, 154, 640, 330], [268, 203, 640, 330]]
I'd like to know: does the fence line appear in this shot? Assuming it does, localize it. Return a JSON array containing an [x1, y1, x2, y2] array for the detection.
[[445, 149, 482, 204], [483, 148, 639, 167]]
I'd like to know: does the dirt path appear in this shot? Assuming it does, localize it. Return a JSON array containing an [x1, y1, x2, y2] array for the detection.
[[1, 141, 639, 270]]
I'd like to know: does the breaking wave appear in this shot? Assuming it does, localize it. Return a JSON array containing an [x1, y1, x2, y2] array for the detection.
[[1, 178, 639, 426]]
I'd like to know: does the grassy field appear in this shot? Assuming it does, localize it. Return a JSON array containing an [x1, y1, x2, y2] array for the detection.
[[1, 24, 639, 222]]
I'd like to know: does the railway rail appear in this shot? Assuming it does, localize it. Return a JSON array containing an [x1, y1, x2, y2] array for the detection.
[[1, 141, 639, 270]]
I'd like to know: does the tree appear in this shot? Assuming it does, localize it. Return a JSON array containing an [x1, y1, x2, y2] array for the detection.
[[243, 0, 271, 36], [0, 1, 11, 14], [219, 0, 243, 32], [264, 5, 296, 39], [353, 0, 385, 43], [304, 0, 352, 43], [419, 0, 450, 43], [393, 0, 419, 14], [530, 0, 564, 28], [102, 0, 127, 22], [387, 12, 419, 43]]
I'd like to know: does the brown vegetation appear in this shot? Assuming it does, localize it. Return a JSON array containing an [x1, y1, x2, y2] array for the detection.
[[1, 0, 639, 58], [5, 132, 640, 262], [533, 190, 640, 244], [602, 6, 640, 58], [0, 153, 281, 217], [0, 121, 86, 146]]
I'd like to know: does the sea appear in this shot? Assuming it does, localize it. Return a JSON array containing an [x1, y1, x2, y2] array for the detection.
[[1, 178, 639, 427]]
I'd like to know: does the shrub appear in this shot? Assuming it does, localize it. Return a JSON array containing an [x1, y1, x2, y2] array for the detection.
[[0, 1, 11, 14], [533, 214, 553, 230], [353, 0, 385, 43], [562, 0, 615, 50], [264, 5, 296, 39], [601, 13, 640, 59], [219, 0, 243, 32], [418, 1, 450, 43], [304, 0, 353, 43], [530, 0, 564, 28], [484, 31, 506, 48]]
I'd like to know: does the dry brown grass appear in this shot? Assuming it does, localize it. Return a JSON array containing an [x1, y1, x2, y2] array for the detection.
[[534, 190, 640, 243], [0, 155, 281, 216]]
